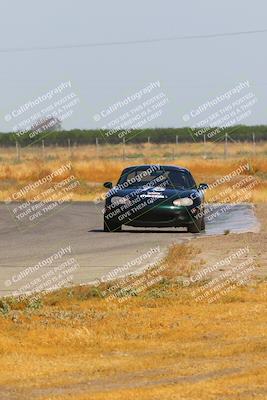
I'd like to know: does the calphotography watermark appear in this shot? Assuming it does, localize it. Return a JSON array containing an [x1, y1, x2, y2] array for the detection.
[[99, 166, 181, 230], [183, 246, 250, 287], [5, 245, 79, 300], [93, 81, 169, 142], [4, 81, 80, 144], [183, 246, 257, 303], [5, 162, 80, 230], [182, 80, 258, 142], [93, 246, 165, 303], [191, 163, 260, 224]]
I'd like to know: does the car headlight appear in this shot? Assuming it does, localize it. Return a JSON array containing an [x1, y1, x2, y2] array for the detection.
[[173, 197, 193, 206], [111, 196, 129, 205]]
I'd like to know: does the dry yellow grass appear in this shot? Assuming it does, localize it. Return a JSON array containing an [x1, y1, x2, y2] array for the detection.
[[0, 241, 267, 400], [0, 142, 266, 202]]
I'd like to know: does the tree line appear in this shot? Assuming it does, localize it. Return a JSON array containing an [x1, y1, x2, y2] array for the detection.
[[0, 125, 266, 146]]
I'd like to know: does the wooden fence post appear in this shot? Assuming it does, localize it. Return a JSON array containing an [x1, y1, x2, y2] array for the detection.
[[16, 141, 20, 161]]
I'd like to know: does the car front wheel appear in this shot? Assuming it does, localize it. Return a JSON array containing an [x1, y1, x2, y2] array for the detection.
[[188, 218, 204, 233]]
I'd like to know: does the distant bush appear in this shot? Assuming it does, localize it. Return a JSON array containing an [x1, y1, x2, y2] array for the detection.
[[0, 300, 10, 315]]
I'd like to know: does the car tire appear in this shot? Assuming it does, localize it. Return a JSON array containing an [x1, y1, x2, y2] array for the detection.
[[104, 220, 122, 232], [188, 218, 202, 233], [201, 217, 206, 230]]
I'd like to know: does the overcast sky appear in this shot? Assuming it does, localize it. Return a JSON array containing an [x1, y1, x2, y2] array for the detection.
[[0, 0, 266, 132]]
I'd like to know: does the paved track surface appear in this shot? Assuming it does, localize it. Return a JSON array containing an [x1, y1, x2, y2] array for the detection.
[[0, 202, 259, 296]]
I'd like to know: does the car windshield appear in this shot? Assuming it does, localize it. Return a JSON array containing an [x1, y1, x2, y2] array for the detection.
[[117, 168, 196, 190]]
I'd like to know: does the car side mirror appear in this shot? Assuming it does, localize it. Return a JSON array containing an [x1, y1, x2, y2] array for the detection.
[[198, 183, 209, 190], [103, 181, 113, 189]]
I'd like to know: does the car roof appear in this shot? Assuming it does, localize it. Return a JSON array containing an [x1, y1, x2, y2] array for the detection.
[[122, 165, 191, 173]]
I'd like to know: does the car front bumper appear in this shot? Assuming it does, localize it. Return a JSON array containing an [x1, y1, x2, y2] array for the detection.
[[104, 201, 202, 228]]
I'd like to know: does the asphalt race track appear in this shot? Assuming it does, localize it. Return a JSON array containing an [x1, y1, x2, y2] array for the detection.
[[0, 202, 259, 297]]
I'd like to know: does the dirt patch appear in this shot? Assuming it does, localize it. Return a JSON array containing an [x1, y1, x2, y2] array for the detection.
[[193, 203, 267, 279]]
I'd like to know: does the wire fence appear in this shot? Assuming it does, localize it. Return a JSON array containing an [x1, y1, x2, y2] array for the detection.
[[4, 132, 261, 162]]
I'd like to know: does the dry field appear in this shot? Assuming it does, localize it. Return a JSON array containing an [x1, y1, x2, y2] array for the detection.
[[0, 204, 267, 399], [2, 283, 267, 400], [0, 142, 267, 202]]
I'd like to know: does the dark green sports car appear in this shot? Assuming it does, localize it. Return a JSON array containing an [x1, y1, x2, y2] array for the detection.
[[103, 165, 208, 233]]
